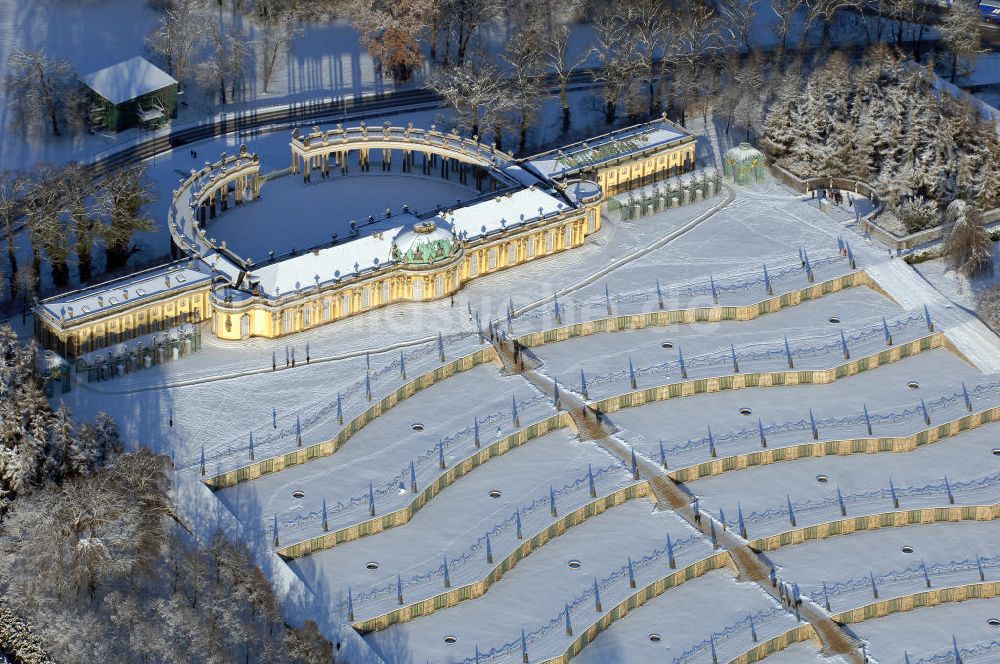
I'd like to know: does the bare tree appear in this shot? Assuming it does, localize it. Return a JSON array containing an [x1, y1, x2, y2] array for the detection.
[[621, 0, 670, 118], [717, 0, 758, 52], [939, 0, 982, 83], [98, 164, 157, 273], [769, 0, 804, 59], [146, 0, 210, 91], [590, 9, 641, 125], [503, 28, 546, 153], [200, 25, 254, 104], [430, 59, 505, 138], [541, 24, 590, 133], [944, 199, 992, 277], [59, 164, 102, 284], [258, 1, 303, 93], [0, 172, 28, 299], [441, 0, 495, 64], [4, 48, 77, 137]]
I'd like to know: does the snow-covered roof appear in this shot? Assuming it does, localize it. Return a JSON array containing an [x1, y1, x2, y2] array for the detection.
[[441, 187, 570, 240], [38, 261, 212, 324], [525, 120, 692, 181], [248, 225, 405, 297], [724, 142, 766, 164], [80, 56, 177, 105]]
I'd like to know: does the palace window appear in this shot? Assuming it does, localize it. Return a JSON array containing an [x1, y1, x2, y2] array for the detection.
[[527, 236, 535, 258], [507, 243, 517, 265], [303, 305, 311, 326], [546, 230, 555, 253], [382, 281, 390, 304], [361, 287, 370, 309], [436, 274, 444, 296], [281, 310, 291, 333], [587, 209, 597, 232], [342, 293, 351, 316], [469, 255, 479, 277], [489, 248, 497, 269], [412, 279, 423, 300], [563, 225, 573, 249], [323, 299, 331, 321], [241, 314, 250, 338]]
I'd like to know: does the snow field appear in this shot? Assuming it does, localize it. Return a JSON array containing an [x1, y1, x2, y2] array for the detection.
[[609, 349, 991, 472], [690, 422, 1000, 539], [215, 364, 556, 534], [292, 491, 682, 625], [766, 520, 1000, 614], [362, 502, 716, 664], [561, 570, 796, 664], [532, 286, 915, 402]]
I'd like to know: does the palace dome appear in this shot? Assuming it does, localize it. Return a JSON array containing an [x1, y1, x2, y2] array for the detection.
[[392, 221, 458, 265]]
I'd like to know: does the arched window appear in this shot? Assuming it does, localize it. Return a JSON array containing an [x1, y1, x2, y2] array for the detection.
[[546, 230, 555, 252], [527, 236, 535, 258], [361, 287, 370, 308], [382, 281, 390, 304], [507, 243, 517, 265], [303, 305, 311, 327], [435, 274, 444, 296], [563, 225, 573, 249], [212, 312, 218, 334], [412, 279, 424, 301], [323, 299, 331, 321], [241, 314, 250, 338], [488, 248, 497, 269], [587, 209, 597, 232], [281, 310, 291, 333], [342, 293, 351, 316], [469, 255, 479, 277]]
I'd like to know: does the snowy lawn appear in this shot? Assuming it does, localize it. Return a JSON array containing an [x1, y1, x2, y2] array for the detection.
[[609, 348, 992, 471], [555, 570, 795, 664], [362, 505, 717, 664], [766, 520, 1000, 613], [532, 286, 913, 402], [293, 492, 682, 625], [215, 364, 557, 535], [690, 422, 1000, 539]]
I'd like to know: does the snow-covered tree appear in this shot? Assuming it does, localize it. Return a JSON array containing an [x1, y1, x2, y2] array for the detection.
[[146, 0, 210, 91], [541, 24, 590, 133], [939, 0, 982, 83], [4, 48, 79, 137], [590, 8, 642, 124], [97, 164, 157, 272], [257, 0, 303, 92], [944, 199, 992, 277], [352, 0, 438, 82], [430, 59, 505, 139], [0, 171, 28, 299], [503, 28, 546, 153]]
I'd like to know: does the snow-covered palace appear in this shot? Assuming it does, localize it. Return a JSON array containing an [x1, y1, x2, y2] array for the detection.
[[34, 117, 695, 357]]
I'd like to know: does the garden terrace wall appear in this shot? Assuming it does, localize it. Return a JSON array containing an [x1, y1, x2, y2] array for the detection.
[[203, 346, 499, 489], [537, 551, 737, 664], [515, 272, 870, 349], [670, 405, 1000, 482], [748, 503, 1000, 553], [830, 581, 1000, 624], [731, 624, 819, 663], [591, 333, 944, 415], [351, 481, 652, 633], [276, 412, 574, 558]]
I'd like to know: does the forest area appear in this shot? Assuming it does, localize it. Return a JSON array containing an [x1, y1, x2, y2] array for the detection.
[[0, 326, 334, 663]]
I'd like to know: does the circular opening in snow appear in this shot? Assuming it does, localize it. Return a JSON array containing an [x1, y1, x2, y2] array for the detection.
[[411, 423, 424, 432], [739, 407, 753, 416], [661, 341, 674, 349], [365, 561, 380, 570], [988, 618, 1000, 627], [568, 560, 582, 570], [901, 546, 914, 554], [907, 381, 920, 390], [292, 490, 305, 499], [649, 634, 662, 643], [489, 490, 502, 498], [816, 475, 829, 484], [828, 316, 841, 324], [443, 636, 458, 644]]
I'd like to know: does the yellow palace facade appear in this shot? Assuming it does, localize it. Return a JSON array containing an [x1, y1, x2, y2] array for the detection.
[[35, 116, 694, 357]]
